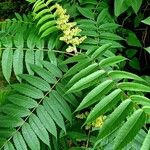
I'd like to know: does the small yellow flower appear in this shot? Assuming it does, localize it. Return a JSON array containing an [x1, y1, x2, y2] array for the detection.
[[54, 3, 86, 53], [92, 116, 106, 128], [66, 46, 77, 53]]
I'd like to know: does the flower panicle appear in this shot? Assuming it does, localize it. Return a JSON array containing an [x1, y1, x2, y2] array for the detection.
[[54, 3, 86, 53]]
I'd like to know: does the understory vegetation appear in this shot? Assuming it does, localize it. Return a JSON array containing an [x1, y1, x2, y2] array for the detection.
[[0, 0, 150, 149]]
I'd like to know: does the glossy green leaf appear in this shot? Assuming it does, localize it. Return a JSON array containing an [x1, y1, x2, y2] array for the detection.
[[98, 99, 133, 139], [36, 105, 57, 138], [34, 9, 50, 20], [64, 59, 91, 77], [7, 94, 38, 109], [142, 16, 150, 25], [108, 70, 145, 82], [30, 64, 57, 84], [131, 0, 143, 13], [0, 104, 30, 118], [2, 48, 13, 83], [12, 83, 44, 99], [25, 50, 34, 75], [99, 56, 126, 68], [67, 70, 106, 93], [85, 89, 122, 124], [29, 114, 50, 146], [13, 48, 23, 81], [22, 123, 40, 150], [13, 132, 28, 150], [130, 95, 150, 107], [39, 21, 56, 33], [41, 60, 62, 78], [41, 26, 58, 38], [141, 129, 150, 150], [100, 32, 124, 41], [50, 90, 72, 123], [143, 106, 150, 114], [114, 109, 146, 150], [76, 80, 114, 111], [44, 97, 66, 132], [18, 74, 50, 91], [114, 0, 129, 17], [118, 82, 150, 92], [0, 115, 24, 128], [77, 7, 94, 19], [68, 63, 98, 86], [91, 44, 112, 60], [4, 141, 15, 150]]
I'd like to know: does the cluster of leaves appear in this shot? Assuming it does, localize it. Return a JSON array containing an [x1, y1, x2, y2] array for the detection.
[[0, 0, 150, 150]]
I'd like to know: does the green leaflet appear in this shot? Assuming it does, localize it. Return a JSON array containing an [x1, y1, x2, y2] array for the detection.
[[130, 95, 150, 107], [0, 104, 30, 118], [76, 80, 114, 111], [13, 132, 28, 150], [33, 3, 46, 13], [13, 32, 24, 48], [98, 99, 133, 139], [30, 64, 57, 84], [48, 50, 58, 66], [118, 82, 150, 92], [68, 63, 99, 86], [50, 90, 72, 123], [97, 9, 108, 25], [34, 9, 50, 20], [33, 0, 43, 9], [7, 94, 38, 109], [0, 138, 6, 148], [100, 32, 124, 41], [0, 128, 15, 139], [36, 105, 57, 138], [35, 50, 44, 67], [44, 97, 66, 132], [18, 74, 50, 92], [29, 114, 50, 146], [114, 0, 129, 17], [99, 23, 120, 30], [0, 115, 24, 128], [13, 48, 23, 82], [2, 47, 13, 83], [67, 70, 106, 93], [80, 30, 99, 37], [130, 0, 143, 13], [56, 83, 78, 107], [25, 50, 35, 75], [142, 16, 150, 25], [39, 20, 56, 33], [64, 58, 91, 77], [63, 54, 88, 64], [108, 70, 145, 82], [91, 43, 112, 60], [41, 60, 62, 78], [22, 123, 40, 150], [114, 109, 146, 150], [77, 7, 94, 20], [85, 89, 122, 124], [11, 83, 44, 99], [141, 129, 150, 150], [143, 106, 150, 114], [41, 26, 58, 37], [99, 56, 126, 68], [4, 141, 15, 150]]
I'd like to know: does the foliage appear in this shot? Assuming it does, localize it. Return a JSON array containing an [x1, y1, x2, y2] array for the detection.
[[0, 0, 150, 149]]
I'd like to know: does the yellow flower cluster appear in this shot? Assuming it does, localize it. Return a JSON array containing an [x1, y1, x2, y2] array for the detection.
[[76, 112, 106, 129], [91, 116, 106, 128], [54, 3, 86, 53]]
